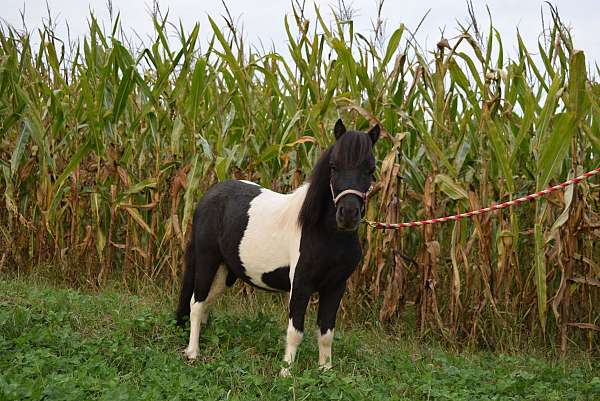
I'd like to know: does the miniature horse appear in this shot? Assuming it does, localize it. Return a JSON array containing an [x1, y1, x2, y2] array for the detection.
[[176, 119, 379, 375]]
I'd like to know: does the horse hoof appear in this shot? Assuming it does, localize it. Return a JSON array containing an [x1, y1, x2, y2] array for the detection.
[[184, 347, 198, 361], [319, 363, 332, 372], [279, 368, 291, 377]]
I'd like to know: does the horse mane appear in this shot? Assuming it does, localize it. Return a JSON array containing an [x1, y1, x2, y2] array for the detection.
[[298, 146, 333, 229], [298, 131, 373, 229]]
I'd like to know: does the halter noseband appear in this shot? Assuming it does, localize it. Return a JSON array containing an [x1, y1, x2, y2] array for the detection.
[[330, 182, 372, 214]]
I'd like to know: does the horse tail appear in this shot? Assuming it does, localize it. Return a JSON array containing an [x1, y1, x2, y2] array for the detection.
[[175, 237, 195, 326]]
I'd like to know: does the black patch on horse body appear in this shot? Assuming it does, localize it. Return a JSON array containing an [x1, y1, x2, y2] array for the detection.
[[210, 181, 263, 285], [262, 266, 291, 291]]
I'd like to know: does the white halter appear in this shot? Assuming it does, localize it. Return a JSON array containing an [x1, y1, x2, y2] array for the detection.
[[330, 182, 372, 213]]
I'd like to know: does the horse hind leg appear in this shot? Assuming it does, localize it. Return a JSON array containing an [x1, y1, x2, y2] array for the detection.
[[184, 250, 224, 361], [199, 265, 228, 324]]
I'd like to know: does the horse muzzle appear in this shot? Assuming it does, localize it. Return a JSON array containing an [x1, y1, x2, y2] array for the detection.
[[330, 182, 370, 231], [335, 202, 362, 231]]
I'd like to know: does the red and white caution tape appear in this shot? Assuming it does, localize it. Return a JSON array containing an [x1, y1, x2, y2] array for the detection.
[[364, 167, 600, 230]]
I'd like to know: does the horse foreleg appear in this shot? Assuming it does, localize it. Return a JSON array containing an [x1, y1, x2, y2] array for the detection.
[[280, 288, 311, 377], [316, 284, 345, 370]]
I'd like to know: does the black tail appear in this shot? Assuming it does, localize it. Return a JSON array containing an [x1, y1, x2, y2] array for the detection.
[[175, 239, 195, 326]]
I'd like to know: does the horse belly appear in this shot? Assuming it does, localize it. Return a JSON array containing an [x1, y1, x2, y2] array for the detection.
[[239, 230, 291, 290]]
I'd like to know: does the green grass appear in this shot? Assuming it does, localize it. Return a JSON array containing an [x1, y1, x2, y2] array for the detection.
[[1, 278, 598, 401]]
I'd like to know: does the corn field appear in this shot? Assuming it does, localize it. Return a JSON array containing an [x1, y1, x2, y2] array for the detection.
[[0, 5, 598, 352]]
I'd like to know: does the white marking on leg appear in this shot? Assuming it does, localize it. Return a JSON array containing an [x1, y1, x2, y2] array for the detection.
[[280, 318, 303, 377], [318, 329, 334, 370], [184, 266, 229, 359], [185, 293, 203, 360]]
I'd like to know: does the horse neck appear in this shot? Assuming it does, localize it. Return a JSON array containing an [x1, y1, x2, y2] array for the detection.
[[299, 146, 357, 238]]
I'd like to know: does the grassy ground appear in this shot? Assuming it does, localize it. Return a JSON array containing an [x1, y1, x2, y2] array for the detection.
[[1, 277, 599, 401]]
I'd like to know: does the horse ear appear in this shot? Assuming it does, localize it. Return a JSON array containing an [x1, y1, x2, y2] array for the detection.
[[334, 119, 346, 140], [368, 124, 380, 144]]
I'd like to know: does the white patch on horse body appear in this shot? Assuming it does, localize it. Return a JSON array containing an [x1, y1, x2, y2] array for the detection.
[[318, 329, 334, 370], [280, 318, 304, 376], [185, 266, 228, 360], [238, 183, 307, 290]]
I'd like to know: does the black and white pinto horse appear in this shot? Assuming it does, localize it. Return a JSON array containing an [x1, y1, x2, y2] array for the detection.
[[176, 119, 379, 375]]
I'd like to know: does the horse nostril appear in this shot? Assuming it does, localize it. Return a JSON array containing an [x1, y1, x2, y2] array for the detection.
[[341, 206, 359, 218], [338, 205, 360, 220]]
